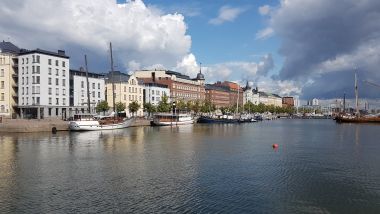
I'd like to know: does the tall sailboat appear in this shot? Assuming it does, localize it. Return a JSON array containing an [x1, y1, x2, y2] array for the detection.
[[336, 72, 380, 123], [69, 43, 135, 131]]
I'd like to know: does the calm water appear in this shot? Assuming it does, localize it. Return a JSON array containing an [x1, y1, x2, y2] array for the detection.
[[0, 119, 379, 213]]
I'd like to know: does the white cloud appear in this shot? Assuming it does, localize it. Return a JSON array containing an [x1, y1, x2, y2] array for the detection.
[[209, 6, 246, 25], [175, 53, 200, 77], [0, 0, 191, 71], [255, 27, 274, 40], [258, 5, 271, 15]]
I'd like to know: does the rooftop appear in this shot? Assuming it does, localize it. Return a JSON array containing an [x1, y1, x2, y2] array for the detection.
[[104, 71, 131, 83], [69, 68, 105, 79], [18, 48, 69, 59], [0, 41, 20, 54]]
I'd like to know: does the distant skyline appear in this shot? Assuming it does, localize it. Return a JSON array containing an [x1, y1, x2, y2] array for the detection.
[[1, 0, 380, 100]]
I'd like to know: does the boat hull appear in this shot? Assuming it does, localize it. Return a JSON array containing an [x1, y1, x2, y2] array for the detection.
[[69, 118, 134, 131], [335, 116, 380, 123], [151, 120, 194, 126], [197, 117, 239, 124]]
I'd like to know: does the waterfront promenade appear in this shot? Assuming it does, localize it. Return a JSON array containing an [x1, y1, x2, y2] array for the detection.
[[0, 118, 150, 133]]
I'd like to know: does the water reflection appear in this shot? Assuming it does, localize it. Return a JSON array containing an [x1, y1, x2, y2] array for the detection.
[[0, 121, 380, 213]]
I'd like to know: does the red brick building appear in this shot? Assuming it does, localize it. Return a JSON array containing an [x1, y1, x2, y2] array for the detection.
[[134, 70, 205, 102], [213, 81, 243, 107], [205, 84, 230, 108], [282, 96, 294, 107]]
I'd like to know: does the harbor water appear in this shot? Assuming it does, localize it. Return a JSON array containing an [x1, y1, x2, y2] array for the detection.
[[0, 119, 379, 213]]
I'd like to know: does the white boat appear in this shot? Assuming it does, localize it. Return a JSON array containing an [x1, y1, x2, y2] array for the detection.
[[152, 113, 194, 126], [69, 114, 135, 131]]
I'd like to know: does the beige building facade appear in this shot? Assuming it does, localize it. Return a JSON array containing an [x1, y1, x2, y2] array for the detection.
[[0, 42, 19, 118], [105, 71, 144, 117]]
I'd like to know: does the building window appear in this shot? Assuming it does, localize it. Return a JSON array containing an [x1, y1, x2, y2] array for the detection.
[[98, 83, 101, 89], [56, 98, 59, 105], [62, 70, 65, 77], [26, 77, 28, 84], [62, 61, 65, 67], [63, 98, 66, 105], [22, 87, 24, 95], [81, 81, 84, 88], [36, 66, 40, 74], [26, 87, 28, 95], [129, 87, 131, 93], [62, 79, 65, 86], [56, 88, 59, 95], [81, 90, 84, 97], [48, 108, 52, 115], [124, 94, 126, 100], [36, 76, 40, 84], [36, 55, 40, 63], [55, 60, 58, 66], [56, 69, 59, 76], [0, 69, 3, 77], [92, 83, 95, 89], [26, 58, 29, 64], [48, 68, 52, 75], [48, 78, 52, 85], [26, 66, 28, 74], [56, 78, 59, 86], [62, 89, 66, 96], [98, 92, 101, 98], [32, 55, 35, 63], [0, 93, 4, 101], [48, 88, 52, 95], [36, 97, 40, 105], [0, 81, 4, 89], [22, 58, 24, 64], [124, 86, 126, 92], [35, 86, 40, 94], [92, 91, 95, 98], [32, 66, 35, 74], [48, 59, 52, 65]]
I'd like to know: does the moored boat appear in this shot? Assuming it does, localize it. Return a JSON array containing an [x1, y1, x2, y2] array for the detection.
[[151, 113, 194, 126], [335, 115, 380, 123], [197, 115, 239, 124], [69, 114, 135, 131]]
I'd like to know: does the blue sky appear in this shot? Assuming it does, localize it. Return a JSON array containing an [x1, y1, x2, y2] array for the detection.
[[118, 0, 282, 75]]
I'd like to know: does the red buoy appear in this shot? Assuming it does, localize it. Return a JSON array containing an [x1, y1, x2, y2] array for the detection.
[[272, 144, 279, 149]]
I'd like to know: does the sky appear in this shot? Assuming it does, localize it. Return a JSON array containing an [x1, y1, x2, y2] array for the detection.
[[1, 0, 380, 101]]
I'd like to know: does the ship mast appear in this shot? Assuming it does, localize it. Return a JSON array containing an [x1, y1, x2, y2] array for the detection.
[[355, 72, 359, 117], [85, 55, 91, 113], [109, 42, 115, 113]]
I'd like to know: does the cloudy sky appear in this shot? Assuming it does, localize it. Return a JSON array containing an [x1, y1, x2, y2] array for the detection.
[[1, 0, 380, 100]]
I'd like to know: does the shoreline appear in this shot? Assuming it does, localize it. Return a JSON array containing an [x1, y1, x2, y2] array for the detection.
[[0, 118, 151, 133]]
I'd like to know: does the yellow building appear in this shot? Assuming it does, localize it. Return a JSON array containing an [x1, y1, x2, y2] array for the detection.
[[0, 41, 19, 118], [105, 71, 144, 116]]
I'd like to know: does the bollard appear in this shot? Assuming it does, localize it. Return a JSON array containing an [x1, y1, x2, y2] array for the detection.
[[52, 127, 57, 134]]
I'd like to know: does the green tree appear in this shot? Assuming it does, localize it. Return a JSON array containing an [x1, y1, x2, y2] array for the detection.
[[128, 101, 140, 116], [143, 102, 156, 117], [115, 102, 126, 114], [191, 100, 201, 114], [96, 100, 109, 115], [157, 95, 171, 112], [177, 99, 187, 111], [201, 100, 215, 113]]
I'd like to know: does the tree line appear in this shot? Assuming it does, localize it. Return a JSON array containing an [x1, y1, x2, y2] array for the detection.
[[95, 95, 296, 116]]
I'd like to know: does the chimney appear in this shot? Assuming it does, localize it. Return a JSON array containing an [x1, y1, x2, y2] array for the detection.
[[58, 50, 65, 56], [152, 72, 156, 82]]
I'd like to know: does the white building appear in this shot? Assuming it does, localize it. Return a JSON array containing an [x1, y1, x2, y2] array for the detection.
[[69, 68, 105, 115], [0, 41, 19, 118], [18, 49, 70, 119], [243, 84, 282, 107], [143, 82, 170, 106]]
